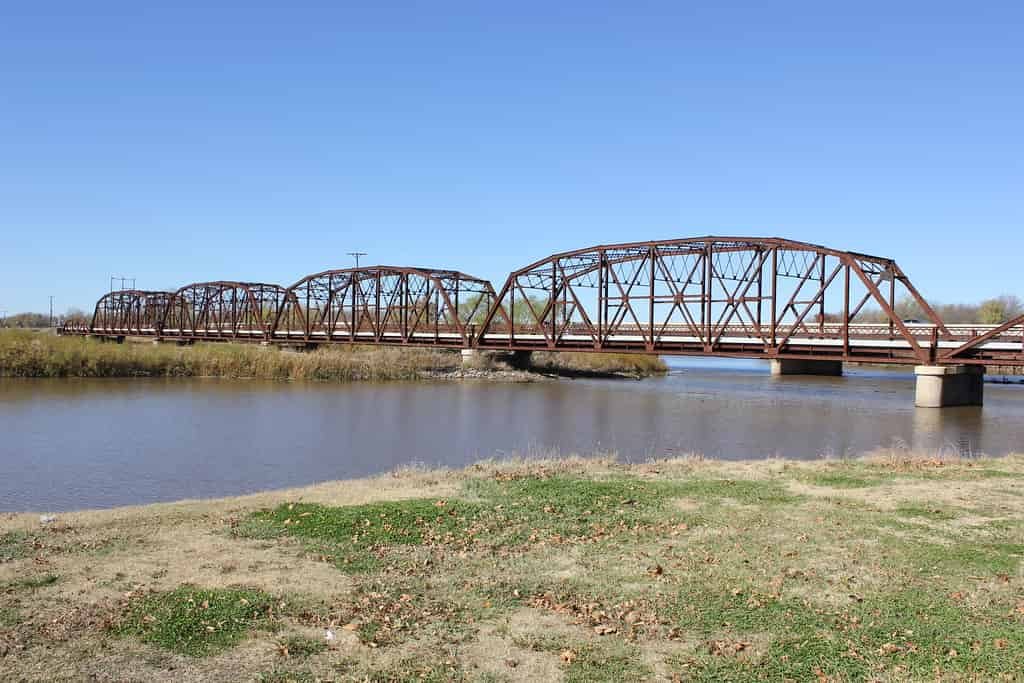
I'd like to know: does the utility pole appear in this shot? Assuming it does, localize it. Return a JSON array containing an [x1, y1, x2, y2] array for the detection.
[[110, 276, 136, 292], [347, 252, 367, 269], [49, 296, 54, 328]]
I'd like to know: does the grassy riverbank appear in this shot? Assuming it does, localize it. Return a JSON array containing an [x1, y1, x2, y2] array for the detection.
[[0, 330, 666, 381], [2, 452, 1022, 681]]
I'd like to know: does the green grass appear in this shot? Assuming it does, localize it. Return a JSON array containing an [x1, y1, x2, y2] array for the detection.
[[897, 538, 1024, 576], [800, 471, 885, 488], [0, 606, 20, 627], [669, 478, 803, 505], [277, 634, 326, 658], [240, 499, 484, 572], [657, 575, 1024, 680], [0, 531, 33, 562], [117, 586, 275, 657], [894, 503, 959, 520], [465, 476, 692, 540]]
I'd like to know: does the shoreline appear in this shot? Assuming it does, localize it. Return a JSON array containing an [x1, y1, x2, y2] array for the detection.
[[2, 447, 1019, 520], [2, 452, 1022, 680], [0, 329, 667, 382]]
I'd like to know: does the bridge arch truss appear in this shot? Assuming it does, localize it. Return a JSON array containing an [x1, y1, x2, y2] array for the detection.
[[474, 237, 956, 365], [273, 266, 498, 347], [162, 282, 289, 342], [90, 290, 174, 336]]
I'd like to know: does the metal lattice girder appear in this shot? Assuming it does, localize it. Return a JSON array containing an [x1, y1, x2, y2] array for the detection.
[[274, 266, 498, 347], [474, 236, 951, 364], [939, 312, 1024, 364], [91, 290, 173, 335], [163, 282, 289, 341]]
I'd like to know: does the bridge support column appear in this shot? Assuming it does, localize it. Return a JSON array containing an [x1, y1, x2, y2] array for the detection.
[[914, 365, 984, 408], [770, 359, 843, 376]]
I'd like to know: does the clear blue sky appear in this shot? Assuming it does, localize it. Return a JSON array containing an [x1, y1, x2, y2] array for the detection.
[[1, 1, 1021, 315]]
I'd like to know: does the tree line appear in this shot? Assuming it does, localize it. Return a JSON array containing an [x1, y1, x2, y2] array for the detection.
[[4, 295, 1021, 330]]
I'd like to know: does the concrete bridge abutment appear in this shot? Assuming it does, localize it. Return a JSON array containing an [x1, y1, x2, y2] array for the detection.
[[769, 359, 843, 376], [914, 365, 984, 408]]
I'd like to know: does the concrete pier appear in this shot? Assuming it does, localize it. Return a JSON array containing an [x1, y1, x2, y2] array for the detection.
[[914, 365, 984, 408], [769, 359, 843, 376]]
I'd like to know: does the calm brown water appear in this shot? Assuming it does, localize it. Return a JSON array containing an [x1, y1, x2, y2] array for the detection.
[[2, 359, 1022, 511]]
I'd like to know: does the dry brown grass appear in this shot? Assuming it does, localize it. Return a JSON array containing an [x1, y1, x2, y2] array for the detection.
[[0, 330, 462, 381], [531, 351, 668, 377]]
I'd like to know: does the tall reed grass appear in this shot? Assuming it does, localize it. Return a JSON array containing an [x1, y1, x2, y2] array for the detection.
[[0, 331, 459, 381], [530, 350, 668, 376], [0, 331, 670, 381]]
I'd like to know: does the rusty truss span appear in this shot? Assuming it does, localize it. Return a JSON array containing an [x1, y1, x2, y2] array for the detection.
[[62, 237, 1023, 369]]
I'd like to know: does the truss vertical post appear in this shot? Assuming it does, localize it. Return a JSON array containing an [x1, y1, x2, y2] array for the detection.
[[843, 264, 850, 357], [596, 250, 604, 348], [819, 255, 826, 333], [756, 248, 763, 329], [703, 243, 712, 351], [888, 269, 896, 338], [770, 247, 778, 348], [350, 274, 357, 342], [509, 283, 515, 347], [375, 271, 381, 340], [551, 259, 557, 343], [648, 245, 655, 350]]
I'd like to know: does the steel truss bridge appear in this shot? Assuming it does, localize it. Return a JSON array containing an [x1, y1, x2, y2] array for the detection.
[[62, 237, 1024, 369]]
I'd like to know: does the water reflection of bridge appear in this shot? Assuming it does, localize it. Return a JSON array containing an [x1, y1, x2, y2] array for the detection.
[[61, 237, 1023, 407]]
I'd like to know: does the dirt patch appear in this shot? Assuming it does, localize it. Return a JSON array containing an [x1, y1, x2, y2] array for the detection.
[[462, 624, 564, 681], [507, 606, 589, 639], [672, 497, 702, 512], [52, 527, 352, 602]]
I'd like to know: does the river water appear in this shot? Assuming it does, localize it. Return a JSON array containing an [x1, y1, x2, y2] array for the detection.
[[1, 359, 1022, 512]]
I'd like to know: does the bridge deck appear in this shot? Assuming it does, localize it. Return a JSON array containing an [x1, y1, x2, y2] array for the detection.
[[61, 322, 1024, 367]]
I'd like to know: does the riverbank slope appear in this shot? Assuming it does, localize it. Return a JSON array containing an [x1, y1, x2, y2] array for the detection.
[[2, 452, 1022, 680], [0, 330, 666, 381]]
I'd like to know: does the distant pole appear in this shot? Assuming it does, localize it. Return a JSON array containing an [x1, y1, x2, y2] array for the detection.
[[110, 276, 136, 292], [347, 251, 367, 268], [49, 296, 54, 328]]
